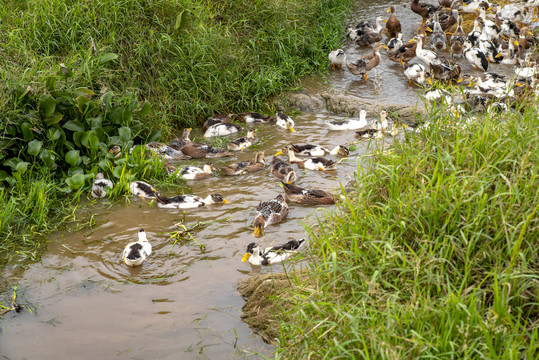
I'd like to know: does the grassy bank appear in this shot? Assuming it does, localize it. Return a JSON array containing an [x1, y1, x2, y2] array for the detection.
[[0, 0, 356, 266], [274, 103, 539, 358]]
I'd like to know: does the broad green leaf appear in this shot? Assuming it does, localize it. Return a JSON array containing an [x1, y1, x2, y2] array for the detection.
[[174, 10, 187, 31], [139, 101, 151, 116], [81, 156, 90, 165], [39, 148, 55, 165], [98, 158, 111, 171], [112, 165, 124, 179], [110, 107, 123, 124], [77, 95, 91, 113], [67, 167, 83, 176], [44, 111, 64, 126], [107, 136, 122, 146], [47, 127, 62, 141], [87, 116, 102, 129], [73, 87, 95, 98], [89, 133, 100, 150], [101, 92, 113, 112], [21, 122, 34, 141], [15, 161, 30, 173], [118, 127, 131, 142], [81, 131, 91, 147], [73, 132, 83, 147], [65, 149, 80, 167], [63, 120, 86, 133], [0, 170, 9, 181], [27, 140, 43, 156], [348, 145, 358, 152], [99, 53, 118, 64], [6, 125, 17, 137], [122, 109, 133, 126], [46, 76, 56, 91], [65, 173, 85, 190], [38, 94, 56, 118]]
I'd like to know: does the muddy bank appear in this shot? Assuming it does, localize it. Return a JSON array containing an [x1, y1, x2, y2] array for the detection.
[[276, 91, 425, 126], [238, 271, 311, 343]]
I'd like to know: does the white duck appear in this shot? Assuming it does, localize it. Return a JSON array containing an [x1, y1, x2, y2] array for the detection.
[[179, 164, 214, 180], [327, 109, 369, 130], [91, 173, 114, 198], [155, 193, 228, 209], [241, 239, 306, 266], [122, 229, 152, 267], [203, 123, 242, 137], [404, 63, 431, 85], [129, 181, 158, 199], [328, 49, 347, 70], [275, 113, 296, 132], [463, 40, 489, 71]]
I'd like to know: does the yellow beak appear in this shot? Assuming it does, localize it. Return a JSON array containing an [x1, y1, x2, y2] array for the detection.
[[456, 78, 463, 83], [254, 227, 262, 237], [427, 78, 433, 85], [241, 253, 251, 262], [109, 149, 114, 153], [386, 7, 391, 13], [318, 166, 325, 171], [222, 199, 229, 204], [275, 150, 282, 156], [289, 127, 296, 133]]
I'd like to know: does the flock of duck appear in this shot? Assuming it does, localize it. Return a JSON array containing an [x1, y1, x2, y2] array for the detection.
[[92, 0, 538, 269], [330, 0, 538, 115]]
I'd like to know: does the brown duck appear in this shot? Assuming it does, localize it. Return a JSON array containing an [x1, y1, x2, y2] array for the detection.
[[411, 0, 441, 23], [220, 151, 265, 176], [281, 181, 335, 205], [385, 6, 402, 38], [346, 42, 386, 81]]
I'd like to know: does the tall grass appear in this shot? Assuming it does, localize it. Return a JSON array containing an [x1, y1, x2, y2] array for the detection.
[[274, 105, 539, 358], [0, 0, 355, 133]]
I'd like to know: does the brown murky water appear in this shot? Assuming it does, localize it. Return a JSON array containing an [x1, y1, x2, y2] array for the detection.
[[0, 1, 523, 358], [0, 113, 393, 359]]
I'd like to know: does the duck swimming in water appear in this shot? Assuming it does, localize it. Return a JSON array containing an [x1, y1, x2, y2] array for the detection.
[[241, 239, 306, 265], [91, 173, 114, 198], [253, 194, 289, 237], [155, 193, 228, 209], [122, 229, 152, 267]]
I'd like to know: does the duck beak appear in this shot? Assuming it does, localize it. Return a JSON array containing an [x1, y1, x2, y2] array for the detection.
[[222, 199, 229, 204], [275, 150, 282, 156], [109, 149, 114, 153], [456, 78, 463, 83], [515, 40, 519, 46], [382, 19, 388, 23], [241, 253, 251, 262], [318, 166, 325, 171], [426, 26, 433, 32], [386, 7, 391, 13], [289, 127, 296, 133], [254, 227, 262, 237], [427, 78, 433, 85]]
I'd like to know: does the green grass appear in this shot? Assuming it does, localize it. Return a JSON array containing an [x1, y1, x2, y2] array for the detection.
[[274, 104, 539, 358]]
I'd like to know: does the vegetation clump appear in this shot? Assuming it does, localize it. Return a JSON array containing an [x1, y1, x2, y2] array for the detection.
[[273, 104, 539, 358]]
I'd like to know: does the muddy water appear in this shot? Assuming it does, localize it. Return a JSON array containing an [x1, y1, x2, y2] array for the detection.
[[0, 112, 392, 359]]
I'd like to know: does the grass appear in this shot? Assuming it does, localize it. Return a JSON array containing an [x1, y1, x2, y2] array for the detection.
[[273, 102, 539, 358], [0, 0, 356, 267]]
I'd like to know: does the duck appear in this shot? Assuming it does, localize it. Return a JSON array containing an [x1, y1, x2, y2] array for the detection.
[[169, 128, 193, 150], [122, 229, 152, 267], [326, 109, 369, 130], [437, 8, 459, 32], [178, 163, 214, 180], [430, 62, 461, 82], [203, 123, 243, 138], [415, 36, 443, 67], [462, 1, 491, 19], [221, 151, 266, 176], [282, 144, 330, 157], [270, 156, 297, 182], [387, 33, 404, 55], [275, 113, 296, 132], [355, 128, 383, 139], [346, 42, 386, 81], [253, 195, 289, 237], [450, 15, 466, 57], [282, 149, 337, 171], [145, 142, 189, 160], [330, 145, 350, 157], [478, 7, 501, 42], [388, 24, 431, 66], [130, 181, 158, 199], [385, 6, 402, 39], [227, 130, 257, 151], [281, 181, 335, 205], [463, 40, 489, 71], [241, 239, 306, 265], [430, 13, 447, 55], [478, 31, 502, 63], [467, 18, 483, 46], [499, 38, 519, 65], [91, 173, 114, 198], [411, 0, 441, 23], [374, 110, 390, 132], [354, 17, 386, 46], [202, 114, 237, 131], [501, 19, 520, 39], [180, 143, 234, 158], [328, 49, 347, 70], [404, 63, 432, 85], [155, 193, 228, 209], [237, 112, 274, 123]]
